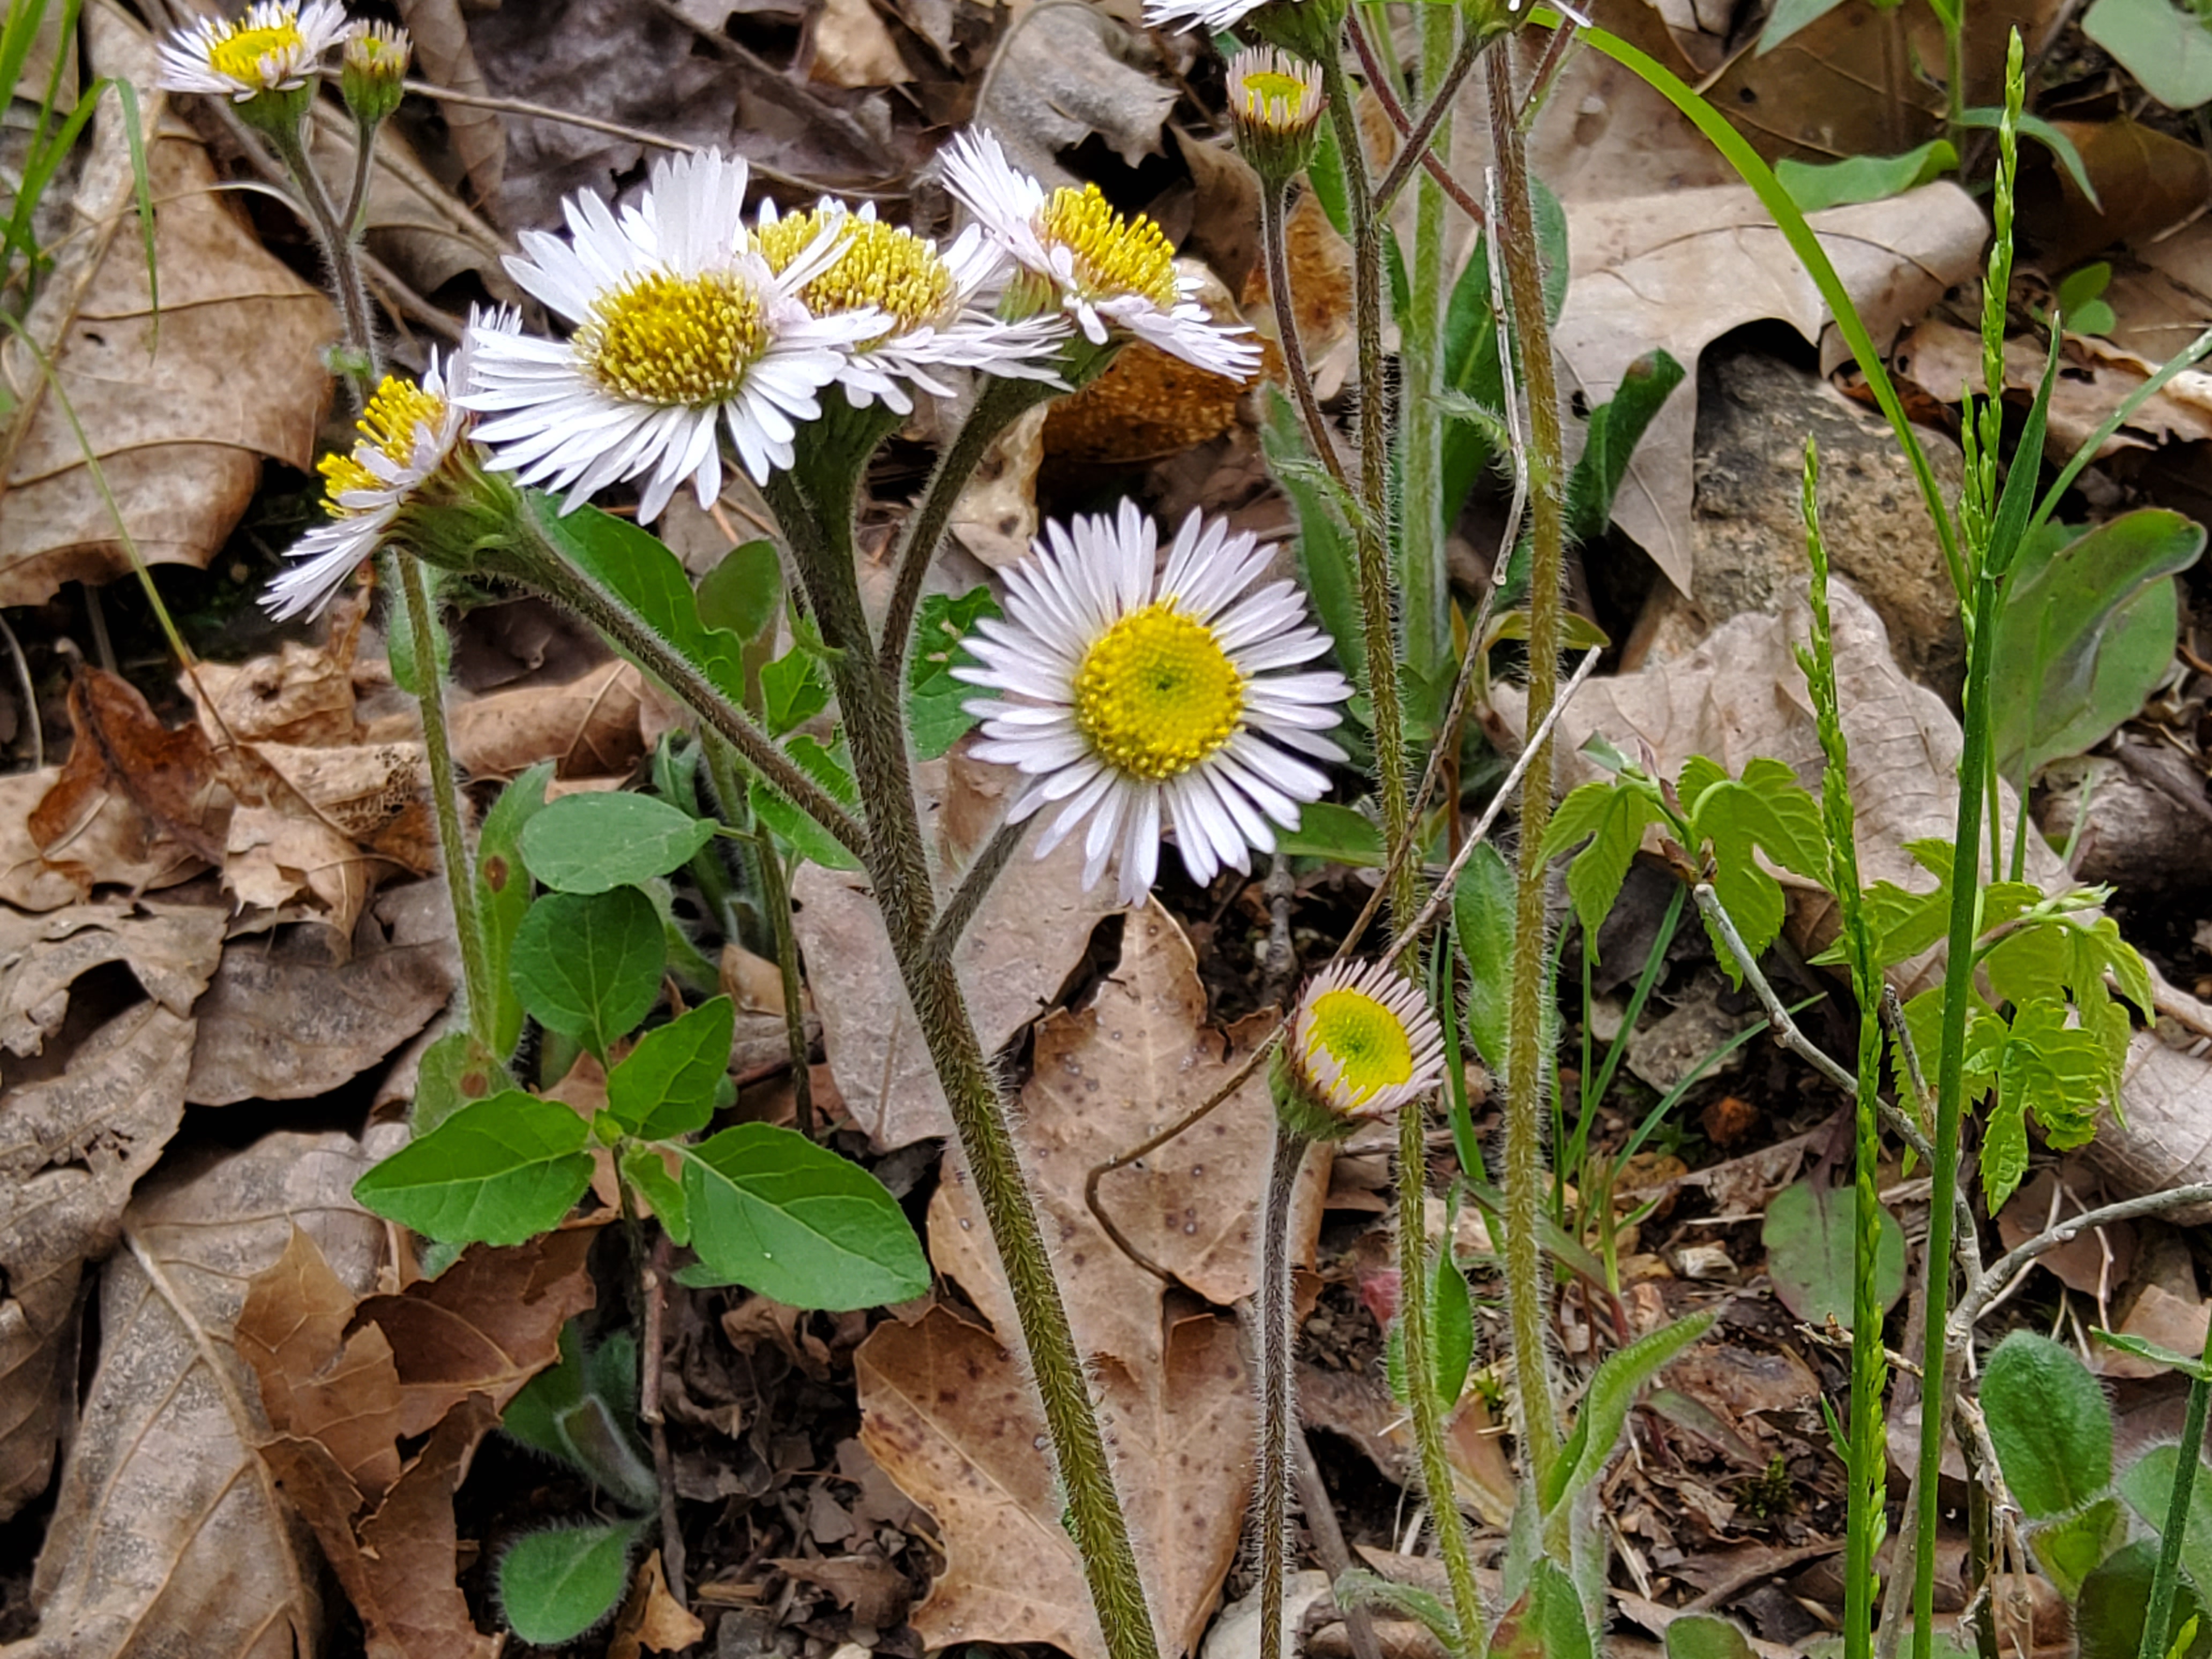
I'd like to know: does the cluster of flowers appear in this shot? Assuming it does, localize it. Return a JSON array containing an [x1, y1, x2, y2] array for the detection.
[[160, 3, 1440, 1122]]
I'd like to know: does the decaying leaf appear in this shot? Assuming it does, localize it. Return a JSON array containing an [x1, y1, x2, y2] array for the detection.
[[0, 768, 201, 912], [0, 999, 195, 1522], [362, 656, 667, 780], [188, 595, 367, 749], [794, 749, 1119, 1149], [811, 0, 910, 88], [857, 1304, 1254, 1659], [0, 1129, 391, 1657], [608, 1551, 707, 1659], [392, 0, 507, 214], [0, 3, 332, 607], [237, 1225, 597, 1659], [31, 667, 233, 870], [0, 898, 224, 1059], [1555, 182, 1986, 592], [966, 2, 1173, 186]]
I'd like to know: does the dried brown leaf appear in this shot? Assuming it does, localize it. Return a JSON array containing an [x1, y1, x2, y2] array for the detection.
[[0, 4, 332, 608], [811, 0, 911, 88], [0, 768, 200, 911], [187, 595, 366, 748], [392, 0, 507, 214], [608, 1551, 707, 1659], [0, 897, 223, 1058], [967, 2, 1171, 184], [0, 1129, 390, 1656], [31, 667, 233, 868]]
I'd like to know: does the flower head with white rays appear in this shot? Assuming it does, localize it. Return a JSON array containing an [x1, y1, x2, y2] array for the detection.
[[1144, 0, 1266, 29], [1274, 959, 1447, 1139], [458, 150, 884, 521], [156, 1, 347, 101], [940, 131, 1261, 382], [752, 199, 1068, 413], [956, 503, 1350, 907], [264, 309, 522, 622]]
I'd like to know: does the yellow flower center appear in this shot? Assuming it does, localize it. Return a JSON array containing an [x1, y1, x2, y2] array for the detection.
[[208, 20, 305, 85], [1239, 68, 1314, 131], [756, 211, 954, 335], [1072, 601, 1244, 781], [573, 271, 767, 407], [1038, 184, 1180, 310], [318, 374, 445, 513], [1305, 988, 1416, 1107]]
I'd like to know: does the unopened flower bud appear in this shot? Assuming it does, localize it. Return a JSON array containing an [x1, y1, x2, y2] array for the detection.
[[341, 20, 410, 129], [1268, 959, 1447, 1142]]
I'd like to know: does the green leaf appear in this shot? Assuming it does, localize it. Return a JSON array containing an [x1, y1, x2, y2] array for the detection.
[[1664, 1613, 1758, 1659], [1544, 1311, 1714, 1513], [681, 1124, 930, 1309], [606, 996, 733, 1139], [1776, 141, 1956, 213], [511, 887, 666, 1062], [353, 1092, 595, 1245], [409, 1028, 506, 1136], [498, 1518, 642, 1645], [621, 1142, 690, 1246], [2082, 0, 2212, 108], [1276, 801, 1386, 866], [1262, 388, 1363, 687], [1685, 756, 1830, 979], [2079, 1540, 2212, 1659], [477, 764, 551, 1058], [519, 792, 716, 895], [1755, 0, 1849, 52], [753, 732, 864, 871], [1543, 779, 1665, 955], [1565, 349, 1686, 545], [1982, 1331, 2114, 1519], [2120, 1444, 2212, 1601], [760, 647, 831, 738], [1432, 1249, 1474, 1409], [2028, 1497, 2130, 1602], [696, 537, 782, 642], [2097, 1331, 2212, 1380], [1491, 1559, 1592, 1659], [908, 586, 1001, 761], [502, 1321, 587, 1466], [1956, 106, 2104, 210], [1760, 1179, 1905, 1330], [1439, 186, 1569, 532], [1453, 841, 1516, 1074], [1991, 511, 2202, 779]]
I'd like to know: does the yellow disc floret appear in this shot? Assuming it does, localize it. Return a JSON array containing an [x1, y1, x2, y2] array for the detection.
[[574, 271, 766, 407], [1073, 601, 1244, 781], [1238, 68, 1314, 131], [1038, 184, 1180, 310], [756, 210, 954, 335], [1304, 988, 1417, 1108], [319, 374, 445, 513], [207, 18, 307, 85]]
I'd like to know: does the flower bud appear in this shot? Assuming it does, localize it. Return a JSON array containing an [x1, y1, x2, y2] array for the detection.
[[1269, 959, 1447, 1142], [340, 21, 410, 129], [1227, 47, 1324, 192]]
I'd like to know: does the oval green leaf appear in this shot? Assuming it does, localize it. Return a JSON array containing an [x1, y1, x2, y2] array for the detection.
[[353, 1092, 594, 1245], [1760, 1179, 1905, 1331], [680, 1123, 929, 1310], [607, 996, 734, 1139], [498, 1517, 641, 1645], [511, 887, 666, 1059], [519, 792, 716, 894], [1983, 1329, 2114, 1519]]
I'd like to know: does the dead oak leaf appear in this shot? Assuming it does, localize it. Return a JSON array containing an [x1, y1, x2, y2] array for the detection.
[[31, 667, 234, 870], [858, 1304, 1253, 1659], [0, 897, 224, 1059]]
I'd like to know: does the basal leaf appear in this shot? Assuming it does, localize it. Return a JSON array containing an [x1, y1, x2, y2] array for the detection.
[[2078, 1540, 2212, 1659], [2028, 1498, 2128, 1603], [2119, 1444, 2212, 1604], [353, 1092, 595, 1245], [511, 887, 667, 1060], [1776, 140, 1956, 212], [606, 996, 734, 1139], [1664, 1613, 1758, 1659], [1982, 1331, 2113, 1520], [1760, 1179, 1905, 1330], [1453, 841, 1516, 1073], [681, 1124, 930, 1310], [498, 1517, 642, 1645], [519, 791, 716, 895], [2081, 0, 2212, 110], [1544, 1311, 1714, 1514]]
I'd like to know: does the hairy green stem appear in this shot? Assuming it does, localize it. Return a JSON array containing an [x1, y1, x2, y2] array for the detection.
[[1489, 43, 1568, 1503], [1258, 1128, 1311, 1659], [928, 817, 1029, 961], [342, 116, 378, 240], [756, 826, 816, 1137], [1372, 19, 1486, 216], [2138, 1319, 2212, 1659], [267, 122, 378, 397], [1261, 179, 1348, 491], [773, 451, 1163, 1659], [1396, 4, 1460, 698]]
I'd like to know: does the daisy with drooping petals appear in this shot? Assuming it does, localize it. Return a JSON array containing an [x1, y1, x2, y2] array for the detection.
[[752, 199, 1068, 412], [1144, 0, 1268, 29], [956, 503, 1350, 907], [156, 1, 347, 102], [940, 130, 1261, 382], [459, 150, 884, 522], [264, 309, 521, 622], [1275, 959, 1447, 1138]]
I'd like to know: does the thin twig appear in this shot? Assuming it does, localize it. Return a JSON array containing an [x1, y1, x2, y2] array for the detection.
[[1295, 1430, 1387, 1659], [1955, 1182, 2212, 1331], [1262, 177, 1350, 491], [1342, 8, 1488, 227], [1372, 24, 1488, 216], [639, 1233, 687, 1610], [927, 817, 1030, 960], [0, 608, 39, 767], [1692, 885, 1857, 1093]]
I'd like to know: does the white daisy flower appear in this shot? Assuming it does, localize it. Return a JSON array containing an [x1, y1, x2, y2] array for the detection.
[[1145, 0, 1268, 29], [156, 1, 347, 101], [956, 502, 1350, 906], [459, 150, 884, 521], [265, 309, 521, 622], [753, 199, 1069, 413], [1282, 959, 1447, 1129], [940, 130, 1261, 382]]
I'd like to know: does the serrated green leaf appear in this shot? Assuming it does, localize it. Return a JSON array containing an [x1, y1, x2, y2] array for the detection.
[[1760, 1179, 1905, 1330], [1544, 1311, 1714, 1514], [511, 887, 666, 1061], [681, 1124, 930, 1310], [353, 1092, 595, 1245], [519, 792, 716, 894], [621, 1143, 690, 1246], [1983, 1331, 2113, 1519], [477, 763, 551, 1058], [908, 586, 1000, 760], [761, 647, 831, 737], [1687, 757, 1829, 978], [1276, 801, 1386, 866], [1543, 780, 1663, 955], [697, 537, 782, 642], [498, 1518, 642, 1645], [1453, 841, 1516, 1073], [607, 996, 733, 1139]]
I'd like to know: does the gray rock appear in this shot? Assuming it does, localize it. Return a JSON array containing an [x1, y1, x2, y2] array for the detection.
[[1641, 346, 1968, 699]]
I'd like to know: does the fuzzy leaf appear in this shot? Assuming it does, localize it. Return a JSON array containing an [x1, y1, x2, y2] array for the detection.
[[1453, 842, 1516, 1073], [498, 1517, 642, 1645], [1982, 1331, 2113, 1520], [477, 764, 551, 1058], [1544, 1311, 1714, 1514]]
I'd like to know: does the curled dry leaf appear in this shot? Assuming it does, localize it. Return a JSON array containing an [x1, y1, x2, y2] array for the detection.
[[0, 1129, 391, 1657], [794, 748, 1120, 1149], [858, 1305, 1254, 1659], [607, 1551, 707, 1659], [305, 102, 514, 300], [237, 1225, 598, 1659], [0, 3, 332, 608], [31, 667, 233, 871], [0, 999, 195, 1522], [362, 656, 665, 780], [0, 767, 200, 912], [188, 594, 367, 749], [1555, 182, 1986, 593], [0, 898, 224, 1059], [1546, 576, 2212, 1211]]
